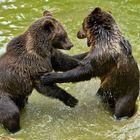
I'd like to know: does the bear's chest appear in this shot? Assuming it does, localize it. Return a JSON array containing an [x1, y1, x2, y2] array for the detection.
[[29, 57, 53, 78]]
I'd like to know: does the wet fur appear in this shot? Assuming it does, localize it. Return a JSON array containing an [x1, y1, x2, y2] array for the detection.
[[0, 11, 87, 133], [41, 7, 139, 119]]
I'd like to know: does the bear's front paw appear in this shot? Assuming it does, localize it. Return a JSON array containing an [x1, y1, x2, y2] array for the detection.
[[63, 96, 78, 108], [40, 73, 56, 85]]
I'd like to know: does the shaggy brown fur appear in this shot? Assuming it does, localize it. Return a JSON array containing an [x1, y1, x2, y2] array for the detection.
[[41, 7, 139, 119], [0, 11, 87, 133]]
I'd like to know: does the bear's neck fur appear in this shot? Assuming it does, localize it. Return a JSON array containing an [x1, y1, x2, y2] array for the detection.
[[6, 32, 52, 59], [87, 23, 132, 56], [25, 32, 52, 58], [5, 33, 52, 77], [88, 24, 124, 53]]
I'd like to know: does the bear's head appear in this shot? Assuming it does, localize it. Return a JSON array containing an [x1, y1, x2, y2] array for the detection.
[[26, 10, 73, 57], [77, 7, 120, 47]]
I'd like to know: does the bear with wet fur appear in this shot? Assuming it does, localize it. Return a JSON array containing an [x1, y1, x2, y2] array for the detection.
[[41, 7, 139, 119], [0, 10, 89, 133]]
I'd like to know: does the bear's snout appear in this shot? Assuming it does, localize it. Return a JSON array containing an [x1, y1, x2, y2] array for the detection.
[[77, 28, 86, 39]]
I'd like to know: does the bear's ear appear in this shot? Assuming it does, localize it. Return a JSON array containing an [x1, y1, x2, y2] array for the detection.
[[92, 7, 102, 15], [43, 10, 52, 17], [42, 19, 54, 32], [108, 10, 112, 14]]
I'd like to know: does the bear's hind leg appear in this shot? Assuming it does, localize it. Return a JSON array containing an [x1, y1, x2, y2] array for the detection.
[[96, 88, 115, 108], [0, 94, 20, 133], [114, 95, 136, 119]]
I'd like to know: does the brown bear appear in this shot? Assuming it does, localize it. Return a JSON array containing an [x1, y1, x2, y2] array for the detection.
[[0, 10, 87, 133], [41, 7, 139, 119]]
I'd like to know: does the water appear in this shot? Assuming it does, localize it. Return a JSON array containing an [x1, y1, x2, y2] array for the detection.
[[0, 0, 140, 140]]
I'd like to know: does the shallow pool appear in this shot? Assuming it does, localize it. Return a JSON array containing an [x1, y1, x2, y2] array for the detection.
[[0, 0, 140, 140]]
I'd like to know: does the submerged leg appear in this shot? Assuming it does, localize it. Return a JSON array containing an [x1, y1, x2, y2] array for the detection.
[[96, 87, 115, 108], [96, 87, 105, 97], [0, 94, 20, 133], [114, 95, 136, 119], [35, 81, 78, 107]]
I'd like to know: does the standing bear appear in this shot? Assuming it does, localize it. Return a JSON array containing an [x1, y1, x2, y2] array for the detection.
[[0, 11, 87, 133], [41, 7, 139, 119]]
